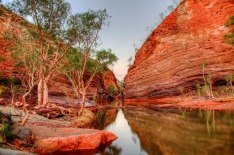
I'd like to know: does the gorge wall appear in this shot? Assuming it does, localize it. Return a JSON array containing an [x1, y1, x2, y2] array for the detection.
[[0, 6, 119, 101], [124, 0, 234, 101]]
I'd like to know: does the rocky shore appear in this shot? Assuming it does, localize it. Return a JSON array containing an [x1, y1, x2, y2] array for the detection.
[[0, 105, 117, 154]]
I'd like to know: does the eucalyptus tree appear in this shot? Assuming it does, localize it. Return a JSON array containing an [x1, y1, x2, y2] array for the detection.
[[7, 0, 71, 107], [64, 10, 118, 115]]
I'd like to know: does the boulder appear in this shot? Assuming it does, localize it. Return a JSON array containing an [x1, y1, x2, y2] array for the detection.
[[36, 130, 117, 154], [16, 128, 34, 144]]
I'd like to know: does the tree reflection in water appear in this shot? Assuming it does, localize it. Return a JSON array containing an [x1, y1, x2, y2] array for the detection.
[[101, 145, 122, 155]]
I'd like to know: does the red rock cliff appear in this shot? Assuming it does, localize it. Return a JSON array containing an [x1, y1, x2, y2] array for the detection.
[[124, 0, 234, 101], [0, 6, 118, 101]]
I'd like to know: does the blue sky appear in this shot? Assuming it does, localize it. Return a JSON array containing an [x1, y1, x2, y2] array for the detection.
[[2, 0, 180, 80], [66, 0, 179, 80]]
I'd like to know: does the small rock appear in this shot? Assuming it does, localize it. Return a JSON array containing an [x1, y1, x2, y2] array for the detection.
[[15, 102, 23, 107], [17, 128, 34, 144]]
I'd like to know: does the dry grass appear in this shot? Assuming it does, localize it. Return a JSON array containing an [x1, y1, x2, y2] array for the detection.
[[73, 109, 95, 128]]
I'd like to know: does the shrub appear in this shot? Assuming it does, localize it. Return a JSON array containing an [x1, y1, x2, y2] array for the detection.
[[196, 83, 202, 97], [0, 123, 13, 143], [1, 76, 20, 87], [224, 15, 234, 27], [20, 20, 28, 26], [225, 74, 234, 88], [0, 56, 6, 62], [178, 87, 185, 96], [224, 15, 234, 45], [217, 86, 229, 96], [107, 84, 117, 96], [0, 86, 5, 96]]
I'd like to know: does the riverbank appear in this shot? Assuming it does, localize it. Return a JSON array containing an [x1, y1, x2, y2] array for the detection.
[[0, 105, 117, 154], [124, 96, 234, 111]]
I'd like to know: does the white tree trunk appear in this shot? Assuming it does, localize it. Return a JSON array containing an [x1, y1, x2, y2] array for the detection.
[[78, 91, 86, 116], [38, 79, 49, 107]]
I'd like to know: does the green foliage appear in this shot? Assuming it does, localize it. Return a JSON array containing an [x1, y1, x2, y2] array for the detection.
[[127, 57, 133, 68], [14, 61, 24, 68], [0, 56, 6, 62], [86, 59, 99, 74], [0, 76, 19, 87], [7, 0, 71, 39], [0, 123, 13, 143], [0, 86, 5, 96], [27, 29, 39, 39], [96, 49, 118, 69], [224, 15, 234, 27], [66, 9, 110, 46], [225, 74, 234, 88], [223, 15, 234, 45], [201, 84, 211, 97], [178, 87, 185, 96], [107, 84, 117, 96], [65, 48, 81, 70], [0, 7, 3, 16], [196, 83, 212, 97], [196, 63, 214, 97], [20, 20, 28, 26], [217, 86, 229, 96], [7, 76, 17, 86], [196, 83, 202, 97]]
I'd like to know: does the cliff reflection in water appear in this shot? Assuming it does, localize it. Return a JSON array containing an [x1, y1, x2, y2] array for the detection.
[[94, 107, 234, 155], [94, 109, 118, 130], [123, 109, 234, 155]]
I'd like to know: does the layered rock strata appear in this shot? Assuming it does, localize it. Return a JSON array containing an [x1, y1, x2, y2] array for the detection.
[[124, 0, 234, 101]]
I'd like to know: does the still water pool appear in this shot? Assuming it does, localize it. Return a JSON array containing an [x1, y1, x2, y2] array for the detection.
[[94, 107, 234, 155]]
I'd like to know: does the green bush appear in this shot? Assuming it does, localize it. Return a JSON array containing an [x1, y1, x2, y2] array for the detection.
[[196, 83, 202, 97], [1, 76, 19, 87], [0, 8, 3, 17], [225, 74, 234, 88], [217, 86, 228, 96], [107, 84, 117, 96], [0, 56, 6, 62], [20, 20, 28, 26], [224, 15, 234, 45], [224, 15, 234, 27], [0, 123, 13, 143], [0, 86, 5, 96]]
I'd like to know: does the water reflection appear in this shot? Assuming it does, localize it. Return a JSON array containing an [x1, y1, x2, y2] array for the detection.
[[97, 109, 147, 155], [94, 109, 118, 130], [124, 109, 234, 155], [95, 108, 234, 155]]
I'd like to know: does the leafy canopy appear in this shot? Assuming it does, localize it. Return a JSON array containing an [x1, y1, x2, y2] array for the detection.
[[66, 9, 110, 48], [7, 0, 71, 39]]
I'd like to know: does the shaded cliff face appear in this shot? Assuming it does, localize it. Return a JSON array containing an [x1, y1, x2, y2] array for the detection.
[[124, 0, 234, 100], [0, 6, 118, 100]]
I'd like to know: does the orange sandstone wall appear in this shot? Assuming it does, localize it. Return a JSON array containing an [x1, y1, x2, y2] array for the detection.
[[124, 0, 234, 100]]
